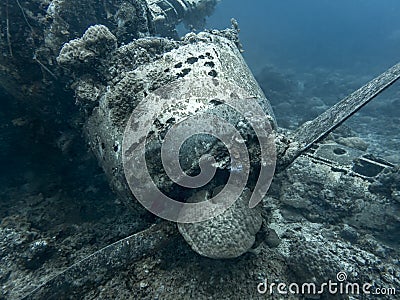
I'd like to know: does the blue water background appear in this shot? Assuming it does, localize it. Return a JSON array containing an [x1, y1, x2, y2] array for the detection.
[[206, 0, 400, 74]]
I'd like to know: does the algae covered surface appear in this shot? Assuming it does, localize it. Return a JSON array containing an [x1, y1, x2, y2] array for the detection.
[[1, 0, 399, 299]]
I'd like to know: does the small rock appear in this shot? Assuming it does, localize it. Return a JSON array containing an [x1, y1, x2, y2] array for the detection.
[[265, 228, 281, 248], [340, 224, 359, 243], [24, 239, 54, 270]]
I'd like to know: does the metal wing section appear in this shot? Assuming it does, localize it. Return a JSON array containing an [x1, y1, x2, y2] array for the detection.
[[285, 62, 400, 166]]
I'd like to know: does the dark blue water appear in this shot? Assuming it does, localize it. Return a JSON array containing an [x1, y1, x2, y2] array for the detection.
[[204, 0, 400, 161], [207, 0, 400, 74]]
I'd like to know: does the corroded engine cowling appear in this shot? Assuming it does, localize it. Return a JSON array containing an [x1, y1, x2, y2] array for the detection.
[[60, 26, 277, 258]]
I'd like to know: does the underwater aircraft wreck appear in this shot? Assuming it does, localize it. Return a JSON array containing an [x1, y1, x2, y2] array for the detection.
[[1, 0, 399, 298]]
